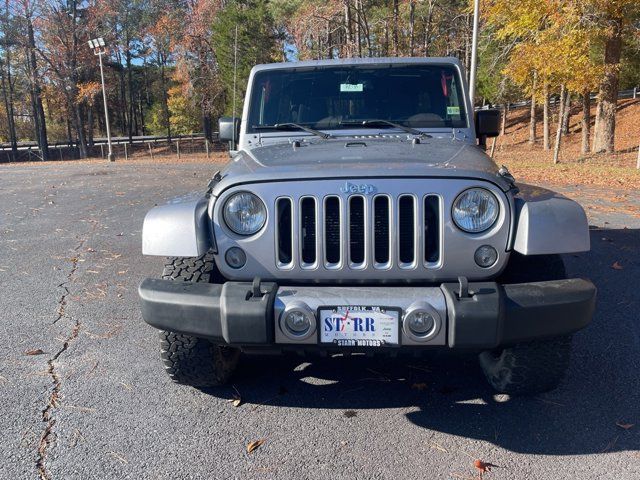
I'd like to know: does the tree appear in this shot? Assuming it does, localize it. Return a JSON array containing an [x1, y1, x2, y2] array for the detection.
[[147, 11, 181, 140], [176, 0, 224, 141], [589, 0, 640, 153], [212, 0, 279, 115], [0, 0, 19, 160]]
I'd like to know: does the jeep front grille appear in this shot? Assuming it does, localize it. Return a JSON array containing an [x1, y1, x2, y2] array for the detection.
[[275, 193, 441, 272]]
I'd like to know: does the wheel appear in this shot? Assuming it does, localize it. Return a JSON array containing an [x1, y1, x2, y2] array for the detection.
[[158, 253, 239, 387], [479, 336, 572, 395], [481, 254, 572, 395]]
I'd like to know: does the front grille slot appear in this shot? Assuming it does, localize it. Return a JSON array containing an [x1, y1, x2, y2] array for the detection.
[[324, 196, 341, 265], [424, 195, 441, 264], [300, 197, 317, 265], [276, 198, 293, 265], [373, 196, 391, 265], [349, 196, 365, 265], [398, 195, 415, 265]]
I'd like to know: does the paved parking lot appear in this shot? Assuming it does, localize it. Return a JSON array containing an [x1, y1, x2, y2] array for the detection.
[[1, 159, 638, 479]]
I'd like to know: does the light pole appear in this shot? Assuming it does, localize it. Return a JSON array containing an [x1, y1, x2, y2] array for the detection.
[[88, 37, 114, 162]]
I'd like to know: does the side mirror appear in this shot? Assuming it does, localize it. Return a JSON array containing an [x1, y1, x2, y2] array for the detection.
[[475, 109, 501, 138], [218, 116, 241, 146]]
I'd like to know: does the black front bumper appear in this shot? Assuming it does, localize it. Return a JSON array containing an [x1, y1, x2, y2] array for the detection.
[[139, 277, 596, 349]]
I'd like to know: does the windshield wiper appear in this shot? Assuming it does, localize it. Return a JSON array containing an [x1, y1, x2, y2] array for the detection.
[[338, 119, 431, 138], [253, 123, 331, 139]]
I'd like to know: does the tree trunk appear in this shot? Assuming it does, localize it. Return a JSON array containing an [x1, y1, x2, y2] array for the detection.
[[359, 6, 373, 56], [423, 0, 434, 56], [500, 105, 508, 136], [344, 1, 353, 57], [553, 85, 568, 164], [203, 111, 212, 142], [581, 90, 590, 155], [87, 105, 94, 147], [392, 0, 399, 56], [160, 59, 171, 141], [383, 20, 389, 56], [464, 14, 471, 77], [0, 63, 18, 161], [126, 39, 134, 142], [592, 19, 622, 153], [529, 72, 537, 144], [561, 92, 571, 135], [118, 66, 128, 136], [543, 83, 550, 150], [26, 16, 49, 160], [73, 98, 88, 158], [139, 96, 145, 135], [355, 0, 362, 57], [408, 1, 415, 56], [66, 115, 73, 146]]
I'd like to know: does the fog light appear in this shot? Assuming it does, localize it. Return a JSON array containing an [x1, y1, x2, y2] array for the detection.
[[474, 245, 498, 268], [403, 302, 441, 342], [407, 311, 435, 335], [225, 247, 246, 269], [280, 301, 316, 340]]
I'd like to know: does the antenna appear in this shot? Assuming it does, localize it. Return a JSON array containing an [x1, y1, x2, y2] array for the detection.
[[232, 24, 238, 149]]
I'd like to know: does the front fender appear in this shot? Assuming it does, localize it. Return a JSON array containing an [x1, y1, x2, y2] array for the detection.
[[142, 195, 213, 257], [513, 184, 590, 255]]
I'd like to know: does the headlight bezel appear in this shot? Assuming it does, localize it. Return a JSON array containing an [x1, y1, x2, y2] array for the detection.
[[222, 191, 267, 236], [451, 187, 500, 234]]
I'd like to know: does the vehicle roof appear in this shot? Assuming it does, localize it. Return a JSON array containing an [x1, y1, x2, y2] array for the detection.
[[251, 57, 464, 73]]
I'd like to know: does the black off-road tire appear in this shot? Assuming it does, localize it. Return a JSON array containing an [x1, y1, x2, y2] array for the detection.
[[479, 336, 572, 395], [158, 253, 239, 387], [480, 253, 572, 395]]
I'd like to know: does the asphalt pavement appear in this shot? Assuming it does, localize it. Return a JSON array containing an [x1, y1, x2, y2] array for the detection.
[[1, 159, 638, 480]]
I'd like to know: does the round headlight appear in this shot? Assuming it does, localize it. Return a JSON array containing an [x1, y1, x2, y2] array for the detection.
[[452, 188, 499, 233], [223, 192, 267, 235]]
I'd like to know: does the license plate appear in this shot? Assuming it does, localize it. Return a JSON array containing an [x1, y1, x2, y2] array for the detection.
[[319, 306, 400, 346]]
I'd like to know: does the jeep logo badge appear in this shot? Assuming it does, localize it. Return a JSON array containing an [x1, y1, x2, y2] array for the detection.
[[339, 181, 377, 195]]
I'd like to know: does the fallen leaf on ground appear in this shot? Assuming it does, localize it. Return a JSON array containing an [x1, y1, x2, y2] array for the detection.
[[343, 410, 357, 418], [412, 382, 428, 391], [247, 439, 266, 453], [474, 459, 499, 474], [611, 261, 624, 270], [616, 421, 634, 430], [25, 349, 45, 356]]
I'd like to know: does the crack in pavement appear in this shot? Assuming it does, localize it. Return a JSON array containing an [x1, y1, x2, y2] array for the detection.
[[36, 221, 97, 480]]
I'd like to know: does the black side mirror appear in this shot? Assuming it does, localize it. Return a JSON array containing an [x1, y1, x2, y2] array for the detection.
[[475, 109, 501, 139], [475, 109, 501, 149], [218, 116, 241, 146]]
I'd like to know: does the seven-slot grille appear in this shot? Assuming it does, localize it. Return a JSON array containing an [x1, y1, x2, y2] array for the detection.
[[275, 194, 441, 271]]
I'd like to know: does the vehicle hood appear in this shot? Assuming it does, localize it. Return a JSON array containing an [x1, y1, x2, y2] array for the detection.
[[211, 136, 511, 196]]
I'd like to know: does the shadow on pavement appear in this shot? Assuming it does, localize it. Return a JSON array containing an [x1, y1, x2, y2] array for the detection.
[[203, 228, 640, 456]]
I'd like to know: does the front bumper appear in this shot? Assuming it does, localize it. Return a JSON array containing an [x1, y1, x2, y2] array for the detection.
[[138, 277, 596, 350]]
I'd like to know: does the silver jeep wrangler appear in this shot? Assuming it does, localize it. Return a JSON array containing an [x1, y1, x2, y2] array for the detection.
[[139, 57, 596, 395]]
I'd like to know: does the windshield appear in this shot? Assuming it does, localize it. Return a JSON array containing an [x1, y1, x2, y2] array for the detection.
[[247, 64, 468, 133]]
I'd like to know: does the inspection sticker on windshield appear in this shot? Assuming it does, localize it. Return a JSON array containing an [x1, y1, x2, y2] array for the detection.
[[319, 306, 399, 346], [340, 83, 363, 92], [447, 106, 460, 115]]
